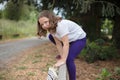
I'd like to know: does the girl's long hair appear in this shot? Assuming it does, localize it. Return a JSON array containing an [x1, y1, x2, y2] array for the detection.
[[37, 10, 62, 37]]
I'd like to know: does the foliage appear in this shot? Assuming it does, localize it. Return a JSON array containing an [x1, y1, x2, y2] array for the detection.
[[101, 18, 113, 36], [96, 68, 111, 80], [0, 19, 36, 40], [0, 0, 39, 21], [39, 0, 120, 17], [4, 0, 24, 20], [83, 41, 100, 63], [100, 18, 113, 42], [0, 71, 6, 80], [20, 5, 38, 21], [96, 67, 120, 80], [115, 67, 120, 75], [81, 39, 118, 63]]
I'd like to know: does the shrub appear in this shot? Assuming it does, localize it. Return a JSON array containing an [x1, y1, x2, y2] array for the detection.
[[96, 68, 111, 80], [96, 67, 120, 80], [4, 1, 22, 20], [84, 42, 100, 63], [82, 39, 118, 63]]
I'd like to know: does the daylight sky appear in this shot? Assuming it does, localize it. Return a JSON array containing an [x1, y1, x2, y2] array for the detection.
[[0, 1, 7, 10]]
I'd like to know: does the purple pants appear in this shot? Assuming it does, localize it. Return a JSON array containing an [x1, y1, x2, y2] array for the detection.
[[49, 34, 86, 80]]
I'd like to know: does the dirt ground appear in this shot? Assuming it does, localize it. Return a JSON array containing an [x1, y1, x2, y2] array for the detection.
[[0, 42, 120, 80]]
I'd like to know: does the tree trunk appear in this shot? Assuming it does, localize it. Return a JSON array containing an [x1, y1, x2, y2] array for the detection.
[[112, 14, 120, 50]]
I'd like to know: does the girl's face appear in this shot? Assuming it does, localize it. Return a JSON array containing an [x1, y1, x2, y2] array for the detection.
[[39, 17, 51, 30]]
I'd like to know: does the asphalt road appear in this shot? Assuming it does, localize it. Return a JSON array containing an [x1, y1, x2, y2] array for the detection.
[[0, 37, 49, 67]]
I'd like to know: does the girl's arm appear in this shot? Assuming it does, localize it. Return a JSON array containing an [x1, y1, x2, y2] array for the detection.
[[60, 35, 69, 61], [54, 35, 69, 67], [53, 36, 63, 57]]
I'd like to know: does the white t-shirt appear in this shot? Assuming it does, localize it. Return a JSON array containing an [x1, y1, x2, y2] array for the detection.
[[53, 19, 86, 42]]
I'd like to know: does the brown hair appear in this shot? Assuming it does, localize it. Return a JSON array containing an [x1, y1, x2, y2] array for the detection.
[[37, 10, 62, 37]]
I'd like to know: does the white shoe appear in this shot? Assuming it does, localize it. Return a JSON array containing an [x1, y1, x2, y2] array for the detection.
[[47, 67, 58, 80]]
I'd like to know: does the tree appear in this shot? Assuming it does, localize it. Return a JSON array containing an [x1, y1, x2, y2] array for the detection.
[[1, 0, 38, 20], [3, 0, 24, 20], [39, 0, 120, 49], [1, 0, 120, 49]]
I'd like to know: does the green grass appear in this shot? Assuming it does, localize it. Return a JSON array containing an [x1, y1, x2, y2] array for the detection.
[[0, 19, 37, 40], [0, 72, 6, 80], [27, 72, 36, 76], [16, 66, 28, 70]]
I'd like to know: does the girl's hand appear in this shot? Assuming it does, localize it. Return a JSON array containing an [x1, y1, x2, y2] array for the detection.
[[54, 59, 66, 67], [55, 55, 61, 60]]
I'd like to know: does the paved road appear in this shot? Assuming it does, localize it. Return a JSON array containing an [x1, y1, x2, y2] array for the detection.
[[0, 37, 49, 67]]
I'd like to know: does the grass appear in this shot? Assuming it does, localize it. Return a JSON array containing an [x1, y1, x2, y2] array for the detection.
[[0, 19, 37, 40], [16, 66, 28, 70], [0, 72, 6, 80], [27, 72, 36, 76]]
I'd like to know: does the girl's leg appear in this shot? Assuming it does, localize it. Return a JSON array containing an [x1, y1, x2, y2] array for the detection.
[[48, 34, 56, 44], [66, 38, 86, 80]]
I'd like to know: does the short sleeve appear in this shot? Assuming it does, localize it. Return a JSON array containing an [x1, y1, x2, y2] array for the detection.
[[57, 21, 69, 38]]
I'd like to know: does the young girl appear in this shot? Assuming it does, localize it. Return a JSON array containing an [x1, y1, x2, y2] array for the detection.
[[37, 10, 86, 80]]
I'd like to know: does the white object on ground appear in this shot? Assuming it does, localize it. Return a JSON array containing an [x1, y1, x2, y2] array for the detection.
[[47, 67, 58, 80], [47, 64, 69, 80], [58, 64, 68, 80]]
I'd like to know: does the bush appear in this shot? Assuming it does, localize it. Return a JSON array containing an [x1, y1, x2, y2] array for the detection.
[[96, 68, 111, 80], [4, 1, 23, 21], [84, 42, 100, 63], [82, 39, 118, 63], [0, 19, 36, 40], [98, 45, 117, 60], [96, 67, 120, 80]]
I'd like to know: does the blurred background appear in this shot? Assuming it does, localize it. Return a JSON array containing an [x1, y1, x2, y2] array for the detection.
[[0, 0, 120, 53], [0, 1, 120, 80]]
